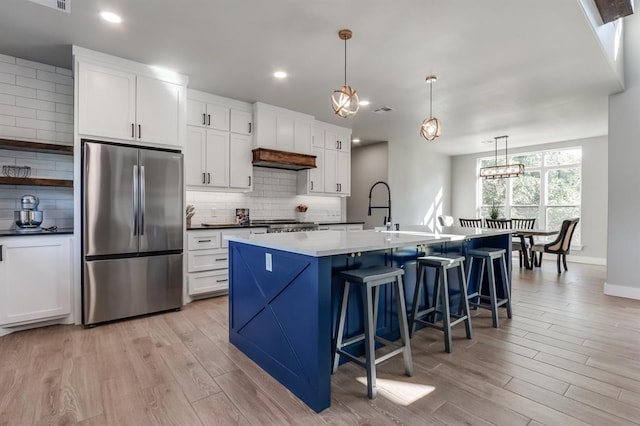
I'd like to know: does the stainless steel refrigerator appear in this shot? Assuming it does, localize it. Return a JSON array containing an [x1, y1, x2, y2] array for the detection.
[[82, 140, 183, 325]]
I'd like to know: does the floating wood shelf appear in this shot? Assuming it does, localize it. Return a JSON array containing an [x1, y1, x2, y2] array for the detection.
[[0, 177, 73, 187], [0, 138, 73, 155]]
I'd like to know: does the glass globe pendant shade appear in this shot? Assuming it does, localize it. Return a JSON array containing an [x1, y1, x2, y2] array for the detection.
[[332, 85, 360, 118], [420, 116, 442, 141]]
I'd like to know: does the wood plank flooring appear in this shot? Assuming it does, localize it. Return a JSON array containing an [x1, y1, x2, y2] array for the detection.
[[2, 261, 640, 425]]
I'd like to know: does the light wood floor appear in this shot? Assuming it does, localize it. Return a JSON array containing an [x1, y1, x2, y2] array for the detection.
[[2, 260, 640, 425]]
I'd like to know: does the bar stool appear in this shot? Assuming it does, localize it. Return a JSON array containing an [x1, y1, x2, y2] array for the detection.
[[466, 248, 512, 328], [410, 253, 472, 353], [333, 266, 413, 399]]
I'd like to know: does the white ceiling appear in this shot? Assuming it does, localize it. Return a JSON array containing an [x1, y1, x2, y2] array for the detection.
[[0, 0, 623, 155]]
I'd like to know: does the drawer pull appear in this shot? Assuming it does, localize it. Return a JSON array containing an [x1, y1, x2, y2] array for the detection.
[[216, 258, 228, 261], [198, 239, 212, 243], [216, 278, 229, 283]]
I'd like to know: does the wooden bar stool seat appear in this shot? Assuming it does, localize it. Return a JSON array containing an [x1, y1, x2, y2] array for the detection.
[[466, 248, 512, 328], [410, 253, 472, 353], [333, 266, 413, 399]]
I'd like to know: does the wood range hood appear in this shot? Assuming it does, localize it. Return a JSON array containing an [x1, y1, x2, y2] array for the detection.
[[251, 148, 317, 171]]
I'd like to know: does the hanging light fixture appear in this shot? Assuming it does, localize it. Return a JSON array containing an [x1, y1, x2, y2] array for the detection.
[[331, 29, 359, 118], [480, 135, 525, 179], [420, 75, 442, 141]]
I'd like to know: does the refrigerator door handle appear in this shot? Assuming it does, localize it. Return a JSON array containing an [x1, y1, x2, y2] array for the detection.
[[132, 165, 139, 236], [140, 165, 146, 236]]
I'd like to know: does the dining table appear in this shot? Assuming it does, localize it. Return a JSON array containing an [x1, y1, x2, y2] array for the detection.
[[513, 228, 560, 269]]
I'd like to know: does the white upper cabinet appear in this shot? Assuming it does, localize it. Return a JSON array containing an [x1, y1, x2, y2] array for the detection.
[[187, 99, 230, 131], [298, 120, 351, 196], [135, 75, 182, 146], [74, 47, 187, 148], [230, 109, 253, 135], [186, 89, 253, 192], [78, 62, 136, 141], [229, 133, 253, 189], [253, 102, 314, 154]]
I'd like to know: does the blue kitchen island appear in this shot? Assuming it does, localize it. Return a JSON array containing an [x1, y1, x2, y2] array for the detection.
[[227, 227, 511, 412]]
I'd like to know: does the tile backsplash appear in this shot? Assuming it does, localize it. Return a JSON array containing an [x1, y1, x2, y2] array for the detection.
[[186, 168, 344, 225], [0, 54, 74, 231]]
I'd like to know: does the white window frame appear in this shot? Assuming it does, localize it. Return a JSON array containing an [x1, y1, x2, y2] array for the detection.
[[476, 147, 582, 245]]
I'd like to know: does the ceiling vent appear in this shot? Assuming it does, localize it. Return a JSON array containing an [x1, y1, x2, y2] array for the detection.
[[373, 106, 393, 113], [28, 0, 71, 14]]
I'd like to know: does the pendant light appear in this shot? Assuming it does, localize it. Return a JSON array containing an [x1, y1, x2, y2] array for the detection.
[[420, 75, 442, 141], [332, 29, 359, 118], [479, 135, 525, 179]]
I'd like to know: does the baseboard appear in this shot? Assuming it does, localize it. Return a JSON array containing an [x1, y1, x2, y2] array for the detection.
[[604, 282, 640, 300]]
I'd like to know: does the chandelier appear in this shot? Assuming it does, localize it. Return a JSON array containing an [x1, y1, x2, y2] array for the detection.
[[480, 135, 525, 179], [331, 29, 359, 118], [419, 75, 442, 141]]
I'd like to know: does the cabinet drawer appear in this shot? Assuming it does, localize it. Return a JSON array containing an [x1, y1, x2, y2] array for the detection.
[[220, 229, 251, 248], [188, 231, 221, 250], [188, 248, 228, 272], [188, 270, 229, 296]]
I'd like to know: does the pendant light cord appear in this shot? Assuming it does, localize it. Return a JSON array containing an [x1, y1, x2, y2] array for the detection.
[[344, 38, 347, 86], [494, 137, 498, 166]]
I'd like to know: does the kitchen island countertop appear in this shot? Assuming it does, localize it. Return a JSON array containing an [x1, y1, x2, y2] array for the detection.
[[226, 227, 510, 257]]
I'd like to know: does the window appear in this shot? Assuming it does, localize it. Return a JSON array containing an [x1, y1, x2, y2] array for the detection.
[[477, 147, 581, 244]]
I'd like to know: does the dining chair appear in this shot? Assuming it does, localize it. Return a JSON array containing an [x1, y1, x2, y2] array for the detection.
[[511, 218, 536, 268], [437, 215, 454, 227], [484, 219, 512, 229], [531, 218, 580, 274], [459, 218, 482, 227]]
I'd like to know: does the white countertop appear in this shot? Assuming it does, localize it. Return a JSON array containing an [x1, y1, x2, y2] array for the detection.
[[226, 228, 511, 257]]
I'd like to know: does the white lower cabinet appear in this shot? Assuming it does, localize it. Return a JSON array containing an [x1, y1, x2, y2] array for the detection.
[[0, 236, 72, 327], [187, 228, 266, 297]]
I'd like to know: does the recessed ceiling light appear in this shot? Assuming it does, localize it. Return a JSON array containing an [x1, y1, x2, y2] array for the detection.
[[359, 100, 370, 106], [100, 11, 122, 24], [352, 138, 361, 143], [273, 71, 287, 79]]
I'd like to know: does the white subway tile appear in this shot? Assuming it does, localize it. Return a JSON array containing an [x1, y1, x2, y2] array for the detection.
[[36, 69, 73, 86], [0, 104, 36, 119], [0, 155, 16, 165], [0, 115, 15, 126], [55, 83, 73, 95], [55, 199, 73, 209], [16, 96, 56, 112], [0, 54, 15, 64], [55, 122, 73, 133], [0, 124, 36, 140], [55, 103, 72, 114], [0, 62, 36, 79], [0, 82, 37, 99], [35, 170, 73, 180], [0, 149, 36, 159], [16, 117, 57, 131], [36, 110, 73, 123], [16, 76, 56, 92], [0, 73, 15, 85], [0, 93, 15, 106], [17, 158, 56, 170], [36, 152, 70, 161], [36, 90, 73, 105], [55, 67, 72, 77], [16, 58, 56, 73], [36, 129, 73, 144]]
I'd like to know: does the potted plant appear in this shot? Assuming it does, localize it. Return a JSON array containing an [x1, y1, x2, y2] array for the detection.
[[489, 204, 501, 220]]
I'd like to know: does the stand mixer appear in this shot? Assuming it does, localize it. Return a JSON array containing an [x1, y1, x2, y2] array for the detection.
[[14, 194, 44, 230]]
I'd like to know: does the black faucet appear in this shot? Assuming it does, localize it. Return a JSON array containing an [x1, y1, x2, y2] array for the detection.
[[367, 181, 391, 225]]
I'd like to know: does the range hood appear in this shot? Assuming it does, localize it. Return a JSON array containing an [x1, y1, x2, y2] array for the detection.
[[252, 148, 317, 171]]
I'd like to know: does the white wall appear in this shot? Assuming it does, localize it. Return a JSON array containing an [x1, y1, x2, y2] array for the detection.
[[388, 139, 451, 230], [347, 142, 388, 229], [451, 136, 608, 263], [0, 54, 73, 230], [606, 12, 640, 299], [186, 168, 343, 225]]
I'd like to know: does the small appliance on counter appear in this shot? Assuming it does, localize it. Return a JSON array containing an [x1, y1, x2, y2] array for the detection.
[[236, 208, 250, 226], [14, 194, 44, 230]]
